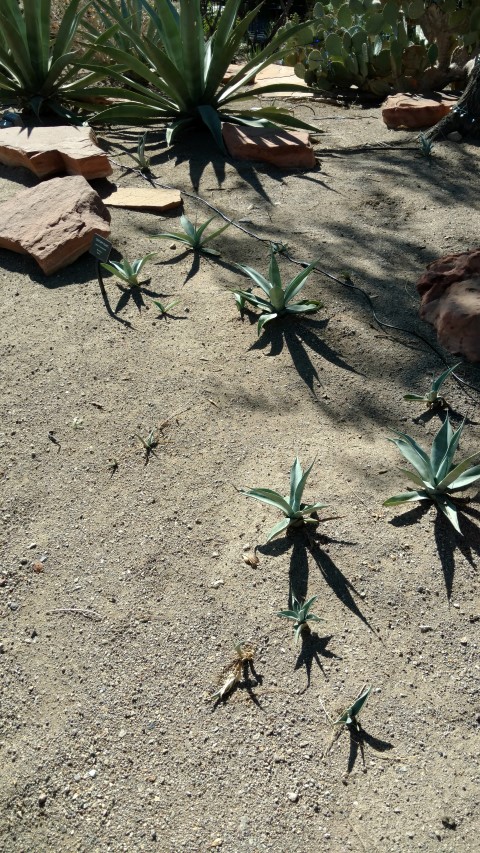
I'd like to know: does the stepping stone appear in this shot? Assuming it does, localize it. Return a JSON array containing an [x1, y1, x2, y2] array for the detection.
[[0, 175, 111, 275], [222, 123, 315, 168], [103, 186, 182, 211], [0, 125, 112, 179], [417, 250, 480, 363], [382, 93, 457, 129], [252, 64, 312, 98]]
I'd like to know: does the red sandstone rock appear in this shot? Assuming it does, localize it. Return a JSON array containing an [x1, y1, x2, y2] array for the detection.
[[0, 125, 112, 179], [417, 250, 480, 363], [222, 123, 315, 168], [382, 93, 457, 129], [0, 175, 111, 275]]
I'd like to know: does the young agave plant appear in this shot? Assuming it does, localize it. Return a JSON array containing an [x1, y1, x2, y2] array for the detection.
[[154, 215, 231, 256], [240, 457, 326, 542], [334, 686, 371, 732], [383, 415, 480, 534], [277, 593, 323, 644], [100, 253, 156, 287], [403, 363, 460, 409], [232, 250, 322, 336]]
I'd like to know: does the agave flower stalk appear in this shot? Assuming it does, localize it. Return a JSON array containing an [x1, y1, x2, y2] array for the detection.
[[240, 456, 326, 542], [277, 593, 323, 644], [232, 250, 322, 335], [403, 362, 461, 409], [383, 415, 480, 534], [83, 0, 317, 149]]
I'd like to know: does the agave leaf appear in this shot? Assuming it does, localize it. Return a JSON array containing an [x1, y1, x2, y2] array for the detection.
[[100, 262, 130, 282], [435, 495, 461, 534], [293, 458, 316, 511], [284, 259, 321, 303], [286, 300, 322, 313], [303, 595, 318, 612], [180, 215, 196, 242], [403, 393, 428, 402], [431, 362, 461, 394], [430, 416, 454, 476], [266, 516, 291, 543], [289, 457, 303, 508], [437, 452, 480, 491], [198, 103, 225, 153], [277, 609, 299, 620], [132, 252, 156, 274], [335, 686, 371, 726], [389, 434, 434, 486], [240, 487, 292, 516], [231, 289, 271, 311], [201, 220, 232, 245], [235, 264, 272, 296], [446, 464, 480, 491], [306, 613, 323, 623], [397, 467, 428, 488], [300, 502, 327, 515], [257, 313, 277, 336], [436, 418, 465, 483], [383, 490, 430, 506], [269, 251, 282, 290]]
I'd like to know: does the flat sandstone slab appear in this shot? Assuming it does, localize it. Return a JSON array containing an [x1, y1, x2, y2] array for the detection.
[[382, 93, 457, 129], [0, 125, 112, 179], [222, 123, 315, 169], [103, 186, 182, 211], [0, 175, 111, 275]]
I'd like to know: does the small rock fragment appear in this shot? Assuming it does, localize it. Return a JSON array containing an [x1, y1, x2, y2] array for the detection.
[[447, 131, 462, 142], [287, 791, 299, 802]]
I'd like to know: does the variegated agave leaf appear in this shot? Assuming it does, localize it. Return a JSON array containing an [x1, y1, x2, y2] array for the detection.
[[384, 415, 480, 534]]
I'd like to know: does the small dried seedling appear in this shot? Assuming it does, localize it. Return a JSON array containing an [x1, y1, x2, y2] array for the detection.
[[239, 456, 326, 542], [210, 642, 256, 702], [101, 253, 157, 288], [384, 414, 480, 533], [403, 362, 460, 409], [277, 592, 323, 644], [154, 214, 231, 256]]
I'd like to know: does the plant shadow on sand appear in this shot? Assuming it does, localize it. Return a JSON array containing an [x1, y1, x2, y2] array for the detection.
[[330, 720, 395, 778], [389, 497, 480, 599], [247, 313, 358, 393], [259, 526, 376, 638]]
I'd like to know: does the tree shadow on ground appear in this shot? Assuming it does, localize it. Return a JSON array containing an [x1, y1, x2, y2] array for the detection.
[[248, 314, 357, 394]]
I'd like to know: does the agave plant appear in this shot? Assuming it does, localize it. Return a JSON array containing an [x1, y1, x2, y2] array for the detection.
[[84, 0, 316, 149], [383, 415, 480, 533], [0, 0, 107, 118], [154, 215, 231, 256], [403, 363, 460, 409], [334, 686, 371, 732], [240, 456, 326, 542], [101, 252, 157, 287], [277, 592, 323, 644], [232, 249, 322, 335]]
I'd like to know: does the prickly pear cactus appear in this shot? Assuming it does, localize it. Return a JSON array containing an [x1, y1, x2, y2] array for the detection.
[[283, 1, 480, 95]]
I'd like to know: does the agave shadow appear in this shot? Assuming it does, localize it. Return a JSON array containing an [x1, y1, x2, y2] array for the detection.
[[248, 314, 357, 394], [343, 723, 394, 777], [295, 631, 339, 691], [433, 501, 480, 600]]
